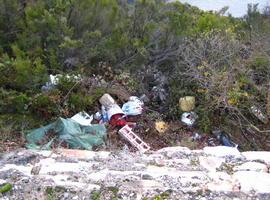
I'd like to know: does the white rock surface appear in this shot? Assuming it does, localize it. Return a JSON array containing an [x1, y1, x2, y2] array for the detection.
[[233, 171, 270, 193], [0, 147, 270, 200], [233, 161, 268, 172], [199, 156, 225, 171], [242, 151, 270, 164], [157, 146, 192, 157], [203, 146, 242, 158]]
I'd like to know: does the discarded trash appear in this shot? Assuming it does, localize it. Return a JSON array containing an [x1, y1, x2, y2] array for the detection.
[[179, 96, 195, 112], [212, 130, 238, 148], [71, 111, 93, 126], [94, 111, 102, 121], [207, 137, 216, 146], [0, 183, 12, 193], [155, 121, 168, 133], [191, 132, 201, 141], [49, 74, 81, 85], [99, 93, 116, 109], [26, 118, 106, 150], [251, 105, 268, 124], [109, 113, 127, 126], [101, 106, 109, 123], [119, 125, 150, 153], [181, 112, 198, 126], [42, 74, 81, 90], [122, 96, 144, 116], [107, 104, 125, 120]]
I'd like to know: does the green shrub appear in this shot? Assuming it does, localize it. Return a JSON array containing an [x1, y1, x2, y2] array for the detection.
[[0, 89, 30, 114], [31, 92, 60, 118]]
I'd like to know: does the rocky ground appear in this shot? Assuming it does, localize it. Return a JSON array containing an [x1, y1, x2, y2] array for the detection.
[[0, 146, 270, 200]]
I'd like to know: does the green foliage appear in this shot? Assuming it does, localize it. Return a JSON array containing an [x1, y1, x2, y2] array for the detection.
[[0, 89, 30, 114], [45, 186, 66, 200], [152, 192, 170, 200], [0, 46, 47, 91], [91, 190, 101, 200], [31, 92, 60, 118]]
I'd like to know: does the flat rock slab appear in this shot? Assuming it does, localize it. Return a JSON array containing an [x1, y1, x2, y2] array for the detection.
[[242, 151, 270, 164], [233, 161, 268, 172], [199, 156, 225, 172], [0, 147, 270, 200], [203, 146, 242, 158], [233, 171, 270, 193]]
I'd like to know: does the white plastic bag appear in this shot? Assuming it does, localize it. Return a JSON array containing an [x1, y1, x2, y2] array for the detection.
[[122, 96, 144, 116], [181, 112, 198, 126], [71, 111, 93, 126]]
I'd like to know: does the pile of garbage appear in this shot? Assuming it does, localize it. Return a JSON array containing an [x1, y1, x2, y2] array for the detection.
[[26, 91, 240, 153], [26, 93, 150, 152], [25, 73, 241, 153]]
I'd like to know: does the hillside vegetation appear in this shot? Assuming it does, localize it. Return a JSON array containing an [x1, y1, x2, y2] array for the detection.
[[0, 0, 270, 150]]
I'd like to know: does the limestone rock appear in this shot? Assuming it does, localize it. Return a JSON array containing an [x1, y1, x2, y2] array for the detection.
[[0, 147, 270, 199], [199, 156, 225, 172], [233, 171, 270, 193], [242, 151, 270, 164], [203, 146, 242, 158], [233, 162, 268, 172], [157, 146, 191, 158]]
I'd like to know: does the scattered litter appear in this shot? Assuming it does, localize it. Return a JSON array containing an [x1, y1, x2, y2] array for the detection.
[[191, 132, 202, 141], [0, 183, 12, 193], [212, 130, 238, 148], [207, 137, 216, 146], [119, 125, 150, 153], [26, 118, 106, 150], [122, 96, 144, 116], [99, 93, 116, 108], [155, 121, 168, 133], [99, 94, 127, 126], [181, 112, 198, 126], [179, 96, 195, 112], [71, 111, 93, 126], [94, 111, 102, 121], [251, 105, 268, 124], [107, 104, 125, 120], [101, 106, 109, 123], [42, 74, 81, 90]]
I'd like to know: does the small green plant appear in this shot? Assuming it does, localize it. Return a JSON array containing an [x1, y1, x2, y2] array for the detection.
[[0, 183, 12, 193], [91, 190, 101, 200], [152, 192, 170, 200], [45, 187, 57, 200], [45, 186, 66, 200]]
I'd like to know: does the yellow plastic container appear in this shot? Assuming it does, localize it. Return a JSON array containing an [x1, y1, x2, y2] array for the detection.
[[155, 121, 168, 133], [179, 96, 195, 112]]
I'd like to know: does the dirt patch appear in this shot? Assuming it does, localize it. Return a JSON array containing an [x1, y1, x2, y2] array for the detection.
[[0, 131, 25, 153], [103, 113, 217, 152]]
